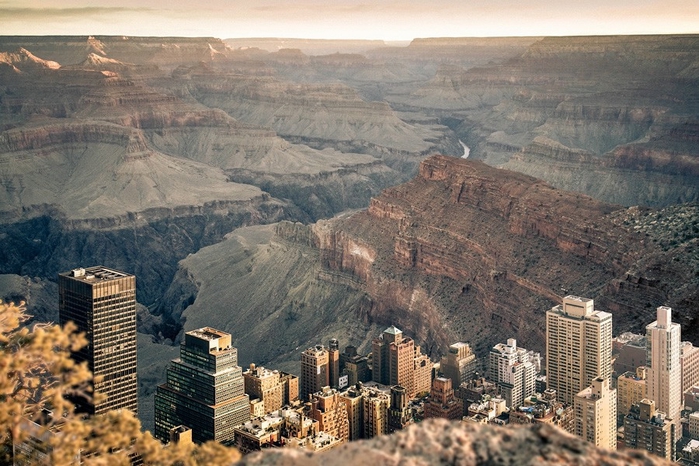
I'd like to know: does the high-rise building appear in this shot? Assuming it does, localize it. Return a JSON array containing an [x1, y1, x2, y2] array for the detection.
[[574, 377, 617, 451], [339, 386, 364, 441], [328, 339, 340, 389], [440, 342, 477, 389], [682, 341, 699, 395], [307, 387, 350, 442], [546, 295, 612, 405], [617, 366, 646, 424], [363, 388, 390, 439], [624, 399, 674, 460], [646, 306, 682, 428], [388, 385, 412, 433], [489, 338, 537, 409], [339, 384, 391, 440], [280, 372, 299, 406], [388, 331, 415, 393], [372, 325, 432, 398], [424, 377, 463, 421], [58, 266, 137, 415], [243, 364, 283, 414], [154, 327, 249, 445], [301, 345, 330, 401], [413, 347, 433, 396], [372, 325, 404, 385]]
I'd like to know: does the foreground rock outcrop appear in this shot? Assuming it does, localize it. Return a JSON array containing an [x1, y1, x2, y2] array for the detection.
[[237, 419, 669, 465]]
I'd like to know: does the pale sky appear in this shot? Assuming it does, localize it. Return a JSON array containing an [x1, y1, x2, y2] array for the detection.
[[1, 0, 697, 41]]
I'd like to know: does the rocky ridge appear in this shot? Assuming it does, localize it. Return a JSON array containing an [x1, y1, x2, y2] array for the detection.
[[160, 155, 696, 374], [237, 418, 669, 466]]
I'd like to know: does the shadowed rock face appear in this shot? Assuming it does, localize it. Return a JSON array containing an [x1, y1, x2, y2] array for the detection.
[[236, 418, 670, 465]]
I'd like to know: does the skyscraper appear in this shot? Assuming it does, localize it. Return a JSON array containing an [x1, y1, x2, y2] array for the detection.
[[372, 325, 430, 398], [301, 345, 330, 401], [646, 306, 682, 427], [546, 295, 612, 405], [154, 327, 249, 445], [440, 342, 477, 389], [574, 377, 617, 451], [328, 338, 340, 389], [58, 266, 137, 415], [243, 364, 283, 414]]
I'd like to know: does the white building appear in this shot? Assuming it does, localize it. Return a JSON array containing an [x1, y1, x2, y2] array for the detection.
[[646, 306, 682, 428], [489, 338, 537, 409]]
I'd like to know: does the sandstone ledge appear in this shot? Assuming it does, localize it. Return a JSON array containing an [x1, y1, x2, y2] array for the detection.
[[237, 419, 669, 466]]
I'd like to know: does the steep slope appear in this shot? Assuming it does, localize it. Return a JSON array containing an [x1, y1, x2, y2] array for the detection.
[[162, 224, 380, 368], [159, 155, 697, 371]]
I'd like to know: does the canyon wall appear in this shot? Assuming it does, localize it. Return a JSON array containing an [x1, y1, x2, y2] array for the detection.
[[391, 35, 699, 207]]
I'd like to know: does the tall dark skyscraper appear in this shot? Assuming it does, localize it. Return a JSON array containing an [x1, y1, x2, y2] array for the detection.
[[58, 266, 138, 415], [154, 327, 250, 445]]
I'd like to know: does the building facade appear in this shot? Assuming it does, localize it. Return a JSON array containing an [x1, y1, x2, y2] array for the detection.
[[328, 339, 340, 389], [388, 385, 412, 433], [682, 342, 699, 395], [546, 295, 612, 406], [154, 327, 250, 445], [616, 366, 646, 424], [424, 377, 463, 421], [372, 325, 432, 398], [58, 266, 137, 415], [363, 388, 390, 439], [646, 306, 682, 427], [489, 338, 537, 409], [624, 399, 674, 460], [308, 387, 350, 442], [301, 345, 330, 401], [440, 342, 477, 389], [574, 377, 616, 451], [243, 364, 284, 414]]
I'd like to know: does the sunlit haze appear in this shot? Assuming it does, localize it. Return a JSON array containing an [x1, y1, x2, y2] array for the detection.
[[1, 0, 698, 40]]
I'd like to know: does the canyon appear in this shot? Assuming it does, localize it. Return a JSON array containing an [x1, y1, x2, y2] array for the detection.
[[0, 35, 697, 430]]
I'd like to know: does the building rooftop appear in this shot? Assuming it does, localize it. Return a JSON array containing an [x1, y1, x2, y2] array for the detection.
[[187, 327, 229, 341], [61, 266, 132, 282], [384, 325, 402, 335]]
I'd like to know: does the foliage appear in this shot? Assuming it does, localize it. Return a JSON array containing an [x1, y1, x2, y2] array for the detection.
[[0, 302, 241, 465]]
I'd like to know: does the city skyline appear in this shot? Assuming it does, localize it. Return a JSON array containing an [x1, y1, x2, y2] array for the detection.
[[1, 0, 697, 40]]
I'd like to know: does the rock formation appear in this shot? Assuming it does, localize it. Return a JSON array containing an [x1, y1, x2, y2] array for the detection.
[[236, 418, 670, 465], [390, 35, 699, 207], [160, 156, 697, 374]]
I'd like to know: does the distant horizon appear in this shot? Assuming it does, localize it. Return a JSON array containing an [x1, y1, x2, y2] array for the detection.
[[2, 1, 697, 41], [1, 32, 698, 42]]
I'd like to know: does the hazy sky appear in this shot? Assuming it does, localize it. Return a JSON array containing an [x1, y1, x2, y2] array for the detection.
[[1, 0, 698, 40]]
